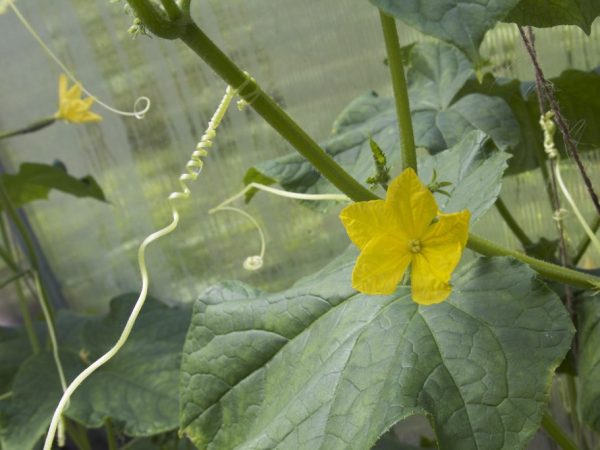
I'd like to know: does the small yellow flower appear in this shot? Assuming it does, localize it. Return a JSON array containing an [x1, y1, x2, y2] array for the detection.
[[54, 74, 102, 124], [340, 168, 470, 305]]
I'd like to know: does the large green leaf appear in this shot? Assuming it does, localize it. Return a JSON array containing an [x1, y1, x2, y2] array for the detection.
[[418, 131, 510, 222], [245, 42, 517, 201], [65, 295, 189, 436], [0, 162, 106, 208], [370, 0, 521, 60], [577, 293, 600, 432], [180, 254, 573, 450], [0, 295, 189, 450], [506, 0, 600, 33], [458, 69, 600, 174]]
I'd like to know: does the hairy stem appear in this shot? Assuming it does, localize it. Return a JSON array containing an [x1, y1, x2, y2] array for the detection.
[[495, 197, 533, 248], [378, 11, 417, 172], [105, 419, 118, 450]]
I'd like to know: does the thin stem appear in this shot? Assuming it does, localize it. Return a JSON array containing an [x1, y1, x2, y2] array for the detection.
[[573, 216, 600, 265], [564, 375, 588, 449], [0, 179, 55, 323], [542, 412, 580, 450], [0, 214, 39, 353], [0, 391, 12, 401], [0, 117, 56, 141], [159, 0, 181, 21], [105, 419, 118, 450], [64, 420, 92, 450], [378, 12, 417, 172], [467, 234, 600, 290], [0, 270, 30, 289], [495, 197, 533, 248]]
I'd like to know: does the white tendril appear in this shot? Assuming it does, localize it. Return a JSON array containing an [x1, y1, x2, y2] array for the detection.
[[8, 0, 151, 119], [42, 85, 237, 450], [209, 183, 350, 270]]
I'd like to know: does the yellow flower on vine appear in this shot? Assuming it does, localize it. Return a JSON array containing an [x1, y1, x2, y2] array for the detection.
[[340, 168, 470, 305], [54, 74, 102, 124]]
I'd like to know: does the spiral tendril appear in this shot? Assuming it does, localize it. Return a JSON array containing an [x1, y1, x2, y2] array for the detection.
[[8, 0, 151, 119], [209, 183, 350, 270], [42, 83, 241, 450]]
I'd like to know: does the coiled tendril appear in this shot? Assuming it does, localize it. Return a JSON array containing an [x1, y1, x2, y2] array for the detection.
[[42, 84, 240, 450]]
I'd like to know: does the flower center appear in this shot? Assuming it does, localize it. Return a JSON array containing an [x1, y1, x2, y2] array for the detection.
[[408, 239, 421, 254]]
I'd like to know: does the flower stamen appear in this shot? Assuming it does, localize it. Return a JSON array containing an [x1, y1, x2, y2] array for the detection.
[[409, 239, 422, 254]]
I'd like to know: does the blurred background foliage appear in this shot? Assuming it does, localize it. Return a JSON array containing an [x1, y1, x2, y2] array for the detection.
[[0, 0, 599, 322]]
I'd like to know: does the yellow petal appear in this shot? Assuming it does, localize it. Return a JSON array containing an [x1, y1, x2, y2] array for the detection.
[[420, 209, 470, 280], [411, 254, 452, 305], [66, 82, 82, 101], [340, 200, 399, 249], [80, 111, 103, 123], [385, 168, 437, 239], [352, 235, 411, 295]]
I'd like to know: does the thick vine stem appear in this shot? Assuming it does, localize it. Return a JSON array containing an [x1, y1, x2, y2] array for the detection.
[[127, 0, 189, 39], [542, 412, 580, 450], [124, 4, 600, 293]]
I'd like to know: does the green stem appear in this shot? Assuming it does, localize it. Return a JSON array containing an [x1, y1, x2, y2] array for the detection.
[[495, 197, 534, 248], [105, 419, 118, 450], [126, 6, 600, 294], [0, 391, 12, 401], [573, 215, 600, 265], [0, 117, 56, 141], [0, 270, 30, 289], [468, 234, 600, 289], [159, 0, 181, 21], [0, 214, 39, 353], [378, 11, 417, 172], [65, 420, 92, 450], [0, 180, 55, 323], [542, 412, 580, 450]]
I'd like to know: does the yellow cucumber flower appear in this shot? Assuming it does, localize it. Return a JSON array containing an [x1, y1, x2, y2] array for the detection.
[[340, 168, 470, 305], [54, 74, 102, 123]]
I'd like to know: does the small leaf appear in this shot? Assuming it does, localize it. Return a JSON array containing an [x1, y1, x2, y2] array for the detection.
[[0, 162, 107, 208], [180, 253, 573, 450], [418, 131, 510, 222]]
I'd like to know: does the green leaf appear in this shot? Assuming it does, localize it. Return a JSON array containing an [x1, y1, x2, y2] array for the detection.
[[65, 295, 189, 436], [370, 0, 521, 60], [458, 69, 600, 174], [418, 131, 510, 222], [506, 0, 600, 34], [0, 351, 84, 450], [577, 293, 600, 432], [180, 254, 573, 450], [0, 295, 189, 450], [245, 42, 517, 202], [0, 162, 107, 208], [0, 327, 34, 394]]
